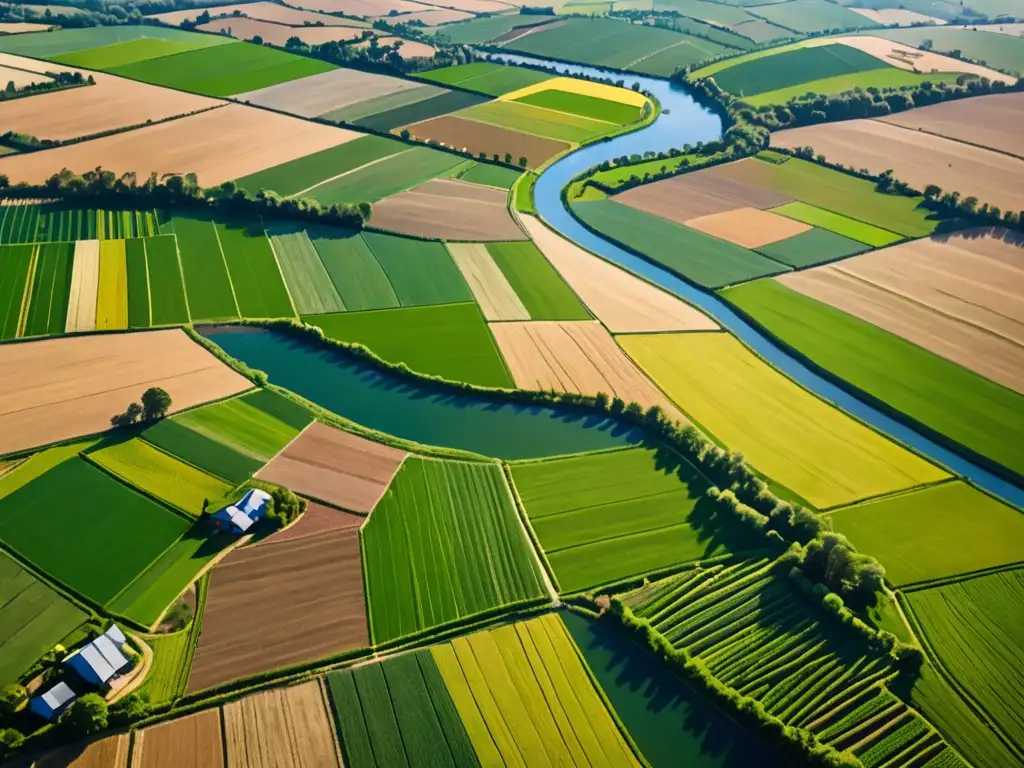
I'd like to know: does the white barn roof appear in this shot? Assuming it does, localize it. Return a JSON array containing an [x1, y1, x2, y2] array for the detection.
[[212, 488, 272, 532], [29, 681, 76, 720], [64, 624, 129, 685]]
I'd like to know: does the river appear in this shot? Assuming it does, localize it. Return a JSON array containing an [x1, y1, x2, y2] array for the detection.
[[491, 51, 1024, 509]]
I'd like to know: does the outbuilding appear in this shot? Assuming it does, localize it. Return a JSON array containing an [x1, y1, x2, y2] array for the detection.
[[29, 681, 77, 721], [211, 487, 272, 534], [63, 624, 130, 687]]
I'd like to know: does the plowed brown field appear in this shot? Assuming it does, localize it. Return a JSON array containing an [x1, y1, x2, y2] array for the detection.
[[236, 68, 420, 118], [370, 178, 527, 241], [827, 36, 1014, 84], [449, 242, 530, 320], [520, 215, 718, 332], [772, 120, 1024, 214], [30, 734, 129, 768], [0, 105, 361, 187], [256, 422, 407, 513], [132, 710, 224, 768], [267, 501, 363, 544], [187, 530, 368, 693], [286, 0, 422, 16], [685, 207, 810, 248], [491, 320, 686, 422], [404, 115, 570, 169], [381, 7, 472, 24], [197, 17, 369, 45], [223, 682, 341, 768], [149, 1, 369, 26], [0, 329, 252, 455], [778, 227, 1024, 392]]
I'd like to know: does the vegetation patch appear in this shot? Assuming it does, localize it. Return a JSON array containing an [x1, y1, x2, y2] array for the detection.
[[512, 88, 640, 124], [361, 233, 472, 308], [769, 201, 901, 247], [167, 214, 238, 322], [351, 89, 489, 133], [419, 62, 552, 96], [23, 241, 73, 337], [216, 220, 294, 319], [143, 418, 263, 485], [125, 238, 150, 328], [51, 37, 197, 69], [0, 244, 33, 339], [268, 224, 344, 315], [755, 227, 871, 269], [308, 227, 399, 312], [306, 146, 466, 205], [486, 241, 591, 321], [458, 163, 521, 190], [144, 234, 190, 326]]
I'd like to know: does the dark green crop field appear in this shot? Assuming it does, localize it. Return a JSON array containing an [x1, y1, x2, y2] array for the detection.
[[712, 44, 887, 97]]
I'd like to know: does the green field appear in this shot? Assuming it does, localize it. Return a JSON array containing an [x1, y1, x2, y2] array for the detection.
[[0, 550, 88, 687], [573, 199, 790, 288], [166, 215, 239, 321], [23, 241, 73, 337], [486, 241, 591, 321], [756, 227, 870, 268], [458, 163, 521, 190], [362, 233, 473, 307], [829, 482, 1024, 587], [432, 614, 641, 766], [308, 227, 399, 312], [51, 37, 197, 68], [0, 207, 43, 246], [137, 626, 193, 705], [746, 68, 964, 107], [0, 458, 190, 605], [620, 332, 948, 509], [326, 651, 479, 768], [108, 40, 336, 97], [513, 88, 640, 125], [0, 244, 32, 339], [305, 303, 513, 389], [0, 440, 99, 502], [752, 0, 880, 33], [268, 225, 344, 315], [144, 234, 191, 325], [88, 439, 232, 516], [362, 458, 544, 643], [563, 610, 780, 767], [418, 62, 552, 96], [513, 447, 752, 592], [347, 90, 489, 133], [216, 221, 294, 319], [460, 99, 613, 143], [0, 25, 231, 58], [769, 201, 901, 247], [906, 569, 1024, 757], [234, 135, 407, 198], [863, 26, 1024, 77], [305, 146, 466, 205], [322, 82, 447, 124], [722, 278, 1024, 481], [143, 419, 263, 485], [125, 238, 150, 328]]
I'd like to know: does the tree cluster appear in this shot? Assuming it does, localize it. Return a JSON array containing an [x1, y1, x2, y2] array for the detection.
[[110, 386, 171, 427], [0, 71, 92, 104]]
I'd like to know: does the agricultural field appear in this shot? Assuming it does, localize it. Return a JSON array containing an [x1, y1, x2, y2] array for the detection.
[[137, 620, 200, 706], [418, 61, 553, 96], [512, 446, 753, 592], [458, 162, 522, 190], [829, 481, 1024, 586], [0, 329, 251, 455], [449, 243, 529, 321], [362, 458, 545, 643], [133, 709, 225, 768], [268, 225, 344, 316], [863, 25, 1024, 76], [0, 205, 161, 244], [402, 114, 571, 170], [195, 17, 369, 46], [619, 332, 947, 508], [348, 89, 489, 133], [0, 25, 231, 58], [768, 202, 902, 247], [147, 1, 368, 26], [325, 650, 478, 768], [216, 220, 295, 319], [162, 214, 239, 321], [431, 614, 642, 766], [457, 99, 621, 144], [756, 227, 870, 268], [0, 549, 88, 686], [483, 240, 591, 320], [748, 0, 880, 33]]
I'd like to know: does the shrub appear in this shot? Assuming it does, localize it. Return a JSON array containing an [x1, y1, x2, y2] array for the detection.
[[59, 693, 108, 737], [0, 684, 27, 717]]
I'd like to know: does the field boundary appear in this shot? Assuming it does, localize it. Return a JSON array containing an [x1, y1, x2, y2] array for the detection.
[[899, 559, 1024, 594], [502, 462, 561, 600]]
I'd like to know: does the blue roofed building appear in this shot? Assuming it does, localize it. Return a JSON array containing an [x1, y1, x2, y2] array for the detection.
[[211, 487, 272, 534], [28, 681, 77, 722], [63, 624, 130, 688]]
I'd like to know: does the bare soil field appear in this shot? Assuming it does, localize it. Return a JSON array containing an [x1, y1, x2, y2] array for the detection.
[[0, 22, 53, 33], [685, 206, 810, 248], [224, 682, 341, 768], [28, 734, 129, 768], [520, 215, 719, 332], [772, 119, 1024, 214], [491, 320, 686, 421], [948, 22, 1024, 36], [0, 53, 72, 74], [827, 36, 1015, 84], [878, 92, 1024, 158], [256, 422, 407, 513], [778, 227, 1024, 392], [615, 168, 793, 223], [286, 0, 423, 16], [449, 242, 530, 320], [197, 17, 370, 45], [370, 178, 527, 241], [132, 710, 224, 768], [65, 239, 99, 333], [367, 37, 436, 58], [189, 531, 370, 691], [404, 114, 570, 169], [0, 329, 251, 455], [1, 71, 223, 143], [380, 7, 473, 24], [236, 67, 421, 118], [0, 104, 361, 187], [415, 0, 513, 11], [267, 501, 363, 545], [0, 64, 51, 88], [149, 2, 368, 26], [848, 8, 944, 25]]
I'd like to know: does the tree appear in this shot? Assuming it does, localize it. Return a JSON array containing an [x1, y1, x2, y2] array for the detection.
[[518, 156, 528, 167], [141, 387, 172, 420], [60, 693, 108, 737], [0, 728, 23, 757], [0, 684, 27, 717]]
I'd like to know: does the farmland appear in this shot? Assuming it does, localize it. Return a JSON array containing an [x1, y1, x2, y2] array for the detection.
[[459, 99, 618, 143], [431, 614, 642, 766], [829, 481, 1024, 586], [864, 25, 1024, 77], [403, 114, 570, 170], [619, 332, 947, 508], [349, 88, 488, 132], [0, 205, 160, 244], [362, 458, 545, 643], [756, 227, 870, 268], [450, 243, 529, 321], [484, 240, 591, 320], [216, 220, 294, 319], [305, 228, 399, 311], [0, 25, 231, 58], [325, 650, 477, 768], [355, 234, 471, 307], [751, 0, 880, 33], [769, 202, 902, 247], [133, 710, 225, 768], [0, 549, 87, 686], [418, 61, 553, 96], [512, 446, 752, 592]]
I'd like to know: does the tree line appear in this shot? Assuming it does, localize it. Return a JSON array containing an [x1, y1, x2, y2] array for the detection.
[[0, 71, 93, 105]]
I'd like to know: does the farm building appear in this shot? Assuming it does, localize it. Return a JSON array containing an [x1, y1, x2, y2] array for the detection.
[[63, 624, 130, 687], [212, 488, 271, 534], [28, 681, 77, 722]]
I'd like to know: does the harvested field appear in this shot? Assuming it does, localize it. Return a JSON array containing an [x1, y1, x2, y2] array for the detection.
[[403, 114, 570, 169], [148, 2, 368, 27], [236, 68, 424, 119], [0, 329, 251, 455], [878, 92, 1024, 159], [0, 65, 223, 142], [223, 682, 341, 767], [65, 239, 99, 333], [520, 214, 717, 332], [685, 207, 810, 248], [0, 104, 362, 187], [286, 0, 423, 15], [615, 164, 793, 222], [370, 178, 526, 241], [492, 321, 684, 421], [0, 63, 50, 87], [0, 22, 52, 33], [777, 228, 1024, 393], [197, 17, 369, 45], [848, 8, 944, 25], [365, 37, 435, 59], [132, 710, 224, 768], [188, 532, 368, 693], [829, 35, 1015, 84], [449, 242, 529, 320], [381, 7, 472, 24], [772, 120, 1024, 215], [267, 501, 362, 545], [256, 422, 407, 513], [31, 734, 129, 768]]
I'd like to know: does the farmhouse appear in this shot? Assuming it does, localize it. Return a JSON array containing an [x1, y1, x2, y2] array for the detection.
[[212, 488, 271, 534], [63, 624, 130, 687], [28, 681, 77, 722]]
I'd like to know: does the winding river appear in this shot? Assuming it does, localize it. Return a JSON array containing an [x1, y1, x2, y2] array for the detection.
[[493, 52, 1024, 509]]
